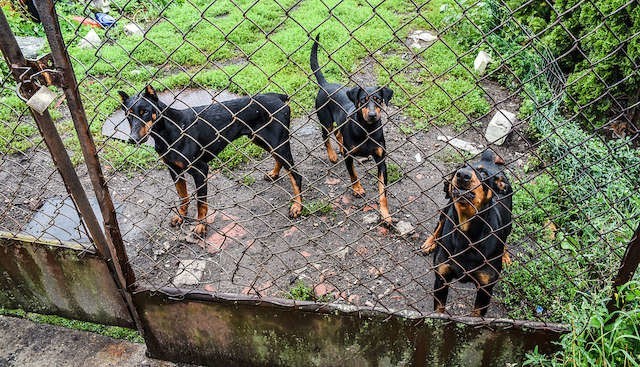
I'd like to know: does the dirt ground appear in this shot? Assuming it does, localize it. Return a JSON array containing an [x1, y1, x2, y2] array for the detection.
[[0, 66, 531, 318]]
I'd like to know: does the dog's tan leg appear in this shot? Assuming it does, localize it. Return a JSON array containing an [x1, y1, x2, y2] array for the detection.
[[264, 159, 282, 181], [171, 178, 189, 227], [422, 217, 444, 254], [346, 156, 365, 197], [288, 172, 303, 218], [378, 171, 392, 226], [194, 201, 208, 235]]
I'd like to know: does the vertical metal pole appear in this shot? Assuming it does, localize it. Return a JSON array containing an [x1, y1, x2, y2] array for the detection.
[[606, 224, 640, 313], [32, 0, 136, 289], [0, 8, 143, 333]]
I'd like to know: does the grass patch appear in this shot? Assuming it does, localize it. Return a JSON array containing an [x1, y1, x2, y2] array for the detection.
[[386, 163, 403, 184], [241, 174, 256, 186], [301, 199, 333, 216], [210, 137, 265, 171], [285, 280, 333, 302], [0, 308, 143, 343], [2, 0, 493, 171], [434, 146, 473, 166]]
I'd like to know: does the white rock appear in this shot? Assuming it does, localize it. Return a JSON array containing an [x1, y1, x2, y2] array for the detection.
[[485, 109, 516, 145], [408, 30, 437, 49], [124, 23, 144, 37], [15, 36, 45, 59], [474, 51, 491, 75], [414, 153, 423, 163], [396, 221, 415, 236], [436, 135, 484, 155], [90, 0, 111, 13], [173, 259, 206, 286], [78, 29, 101, 49], [362, 213, 379, 225]]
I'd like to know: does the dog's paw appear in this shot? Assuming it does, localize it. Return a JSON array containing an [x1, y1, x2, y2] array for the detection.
[[327, 150, 338, 164], [170, 215, 184, 227], [381, 215, 393, 227], [194, 223, 207, 235], [263, 172, 279, 182], [435, 306, 446, 314], [421, 236, 437, 255], [289, 202, 302, 218], [352, 184, 366, 198], [501, 252, 512, 266]]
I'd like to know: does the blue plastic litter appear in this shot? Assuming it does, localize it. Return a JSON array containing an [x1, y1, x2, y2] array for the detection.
[[94, 12, 116, 28]]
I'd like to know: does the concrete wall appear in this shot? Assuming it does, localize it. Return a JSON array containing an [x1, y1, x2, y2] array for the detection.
[[0, 233, 133, 327], [134, 287, 567, 367]]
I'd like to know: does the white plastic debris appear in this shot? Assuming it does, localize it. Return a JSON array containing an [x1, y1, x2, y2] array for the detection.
[[123, 23, 144, 37], [78, 29, 101, 49], [90, 0, 111, 13], [27, 86, 57, 115], [485, 109, 516, 145], [474, 51, 492, 75], [408, 30, 437, 49], [436, 135, 483, 155], [414, 153, 423, 163]]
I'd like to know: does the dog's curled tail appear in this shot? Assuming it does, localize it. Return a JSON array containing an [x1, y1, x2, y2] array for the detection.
[[310, 34, 327, 86]]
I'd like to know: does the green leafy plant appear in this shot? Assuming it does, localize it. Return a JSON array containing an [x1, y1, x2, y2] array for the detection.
[[301, 199, 334, 216], [524, 281, 640, 366]]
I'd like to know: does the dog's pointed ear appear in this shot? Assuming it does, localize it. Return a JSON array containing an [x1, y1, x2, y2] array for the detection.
[[143, 85, 158, 102], [381, 87, 393, 105], [489, 173, 511, 195], [346, 87, 361, 105], [117, 91, 129, 106], [494, 153, 505, 165]]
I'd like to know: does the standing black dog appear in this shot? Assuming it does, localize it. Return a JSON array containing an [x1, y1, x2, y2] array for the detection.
[[118, 85, 302, 235], [421, 150, 512, 316], [310, 35, 394, 224]]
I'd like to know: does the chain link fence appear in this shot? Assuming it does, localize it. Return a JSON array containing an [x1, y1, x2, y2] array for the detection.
[[1, 0, 639, 326]]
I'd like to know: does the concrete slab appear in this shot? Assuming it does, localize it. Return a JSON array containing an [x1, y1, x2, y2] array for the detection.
[[0, 315, 193, 366], [21, 196, 130, 245], [173, 260, 207, 286], [103, 89, 238, 145]]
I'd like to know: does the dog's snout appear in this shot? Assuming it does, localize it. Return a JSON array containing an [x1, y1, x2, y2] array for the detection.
[[127, 137, 136, 144], [456, 169, 472, 183], [368, 110, 377, 118]]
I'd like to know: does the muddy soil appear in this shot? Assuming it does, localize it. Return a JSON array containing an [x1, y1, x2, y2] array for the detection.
[[0, 72, 530, 318]]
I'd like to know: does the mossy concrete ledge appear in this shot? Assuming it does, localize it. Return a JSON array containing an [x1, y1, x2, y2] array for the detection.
[[133, 287, 568, 367], [0, 232, 133, 327]]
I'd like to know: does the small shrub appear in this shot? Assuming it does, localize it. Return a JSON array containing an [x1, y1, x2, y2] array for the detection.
[[301, 199, 333, 216], [285, 280, 315, 301]]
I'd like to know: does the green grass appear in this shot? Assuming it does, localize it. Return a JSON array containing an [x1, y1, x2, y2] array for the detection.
[[301, 199, 333, 216], [0, 307, 143, 343], [285, 280, 334, 302], [241, 174, 256, 186], [2, 0, 492, 170], [524, 280, 640, 366]]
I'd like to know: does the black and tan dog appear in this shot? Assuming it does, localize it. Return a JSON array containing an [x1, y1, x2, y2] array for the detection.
[[421, 150, 512, 316], [310, 35, 394, 224], [118, 85, 302, 235]]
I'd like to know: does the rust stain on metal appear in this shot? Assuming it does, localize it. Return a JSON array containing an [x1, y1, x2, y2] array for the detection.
[[0, 234, 133, 327], [133, 287, 566, 367]]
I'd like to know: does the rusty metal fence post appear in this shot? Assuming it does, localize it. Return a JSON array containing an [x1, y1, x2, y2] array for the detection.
[[0, 7, 142, 334]]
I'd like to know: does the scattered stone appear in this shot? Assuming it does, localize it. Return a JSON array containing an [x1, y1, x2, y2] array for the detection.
[[474, 51, 492, 75], [300, 250, 312, 258], [334, 246, 349, 260], [408, 30, 438, 49], [325, 177, 341, 185], [395, 220, 415, 236], [362, 213, 378, 225], [485, 109, 516, 145], [15, 36, 45, 59], [362, 204, 378, 212], [415, 173, 424, 180], [283, 226, 298, 237], [355, 245, 368, 256], [377, 226, 389, 236], [123, 23, 144, 37], [364, 301, 375, 307], [90, 0, 111, 13], [348, 294, 360, 304], [173, 259, 206, 286], [204, 284, 216, 292], [78, 29, 101, 49], [314, 283, 334, 297], [437, 135, 483, 155]]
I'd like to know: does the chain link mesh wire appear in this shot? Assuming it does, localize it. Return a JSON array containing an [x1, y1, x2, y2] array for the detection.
[[1, 0, 638, 324]]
